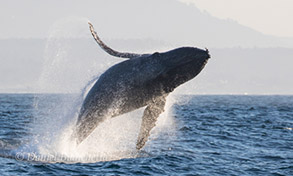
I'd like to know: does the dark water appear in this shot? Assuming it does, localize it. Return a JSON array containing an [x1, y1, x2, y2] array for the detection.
[[0, 94, 292, 175]]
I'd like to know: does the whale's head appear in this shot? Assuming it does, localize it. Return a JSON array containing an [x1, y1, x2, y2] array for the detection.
[[162, 47, 210, 67], [156, 47, 210, 93]]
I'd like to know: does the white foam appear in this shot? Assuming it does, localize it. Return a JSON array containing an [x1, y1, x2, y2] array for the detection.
[[20, 17, 177, 163]]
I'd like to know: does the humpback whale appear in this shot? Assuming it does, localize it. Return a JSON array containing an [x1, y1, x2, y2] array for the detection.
[[72, 22, 210, 150]]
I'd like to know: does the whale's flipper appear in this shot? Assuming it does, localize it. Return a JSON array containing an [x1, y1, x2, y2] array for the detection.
[[88, 22, 143, 59], [136, 95, 167, 150]]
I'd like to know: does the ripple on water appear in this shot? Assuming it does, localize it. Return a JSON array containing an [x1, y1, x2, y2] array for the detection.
[[0, 95, 293, 175]]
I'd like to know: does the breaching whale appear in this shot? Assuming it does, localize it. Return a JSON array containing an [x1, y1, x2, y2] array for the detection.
[[72, 22, 210, 150]]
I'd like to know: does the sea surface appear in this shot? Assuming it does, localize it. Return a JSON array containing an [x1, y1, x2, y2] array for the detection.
[[0, 94, 292, 175]]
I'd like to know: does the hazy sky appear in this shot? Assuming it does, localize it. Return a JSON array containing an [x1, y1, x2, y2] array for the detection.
[[180, 0, 293, 37]]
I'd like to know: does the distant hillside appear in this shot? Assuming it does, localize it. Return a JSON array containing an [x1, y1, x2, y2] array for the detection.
[[0, 39, 292, 94], [186, 48, 293, 95], [1, 0, 293, 48]]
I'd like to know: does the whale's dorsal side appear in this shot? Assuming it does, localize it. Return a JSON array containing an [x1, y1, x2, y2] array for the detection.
[[88, 22, 143, 59]]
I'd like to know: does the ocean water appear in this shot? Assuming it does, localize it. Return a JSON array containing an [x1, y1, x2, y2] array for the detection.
[[0, 94, 292, 175]]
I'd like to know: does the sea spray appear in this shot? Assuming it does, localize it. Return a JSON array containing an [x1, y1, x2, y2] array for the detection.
[[16, 17, 177, 163], [24, 17, 105, 158]]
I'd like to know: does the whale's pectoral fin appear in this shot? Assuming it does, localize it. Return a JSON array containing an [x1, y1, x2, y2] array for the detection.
[[88, 22, 144, 59], [136, 95, 167, 150]]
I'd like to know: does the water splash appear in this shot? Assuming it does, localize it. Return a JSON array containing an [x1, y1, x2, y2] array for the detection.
[[12, 17, 176, 163], [36, 17, 100, 94]]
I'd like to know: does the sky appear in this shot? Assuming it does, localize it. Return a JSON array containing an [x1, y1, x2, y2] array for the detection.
[[1, 0, 293, 39], [180, 0, 293, 37]]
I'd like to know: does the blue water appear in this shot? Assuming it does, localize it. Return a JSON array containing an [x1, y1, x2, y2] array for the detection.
[[0, 94, 292, 175]]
